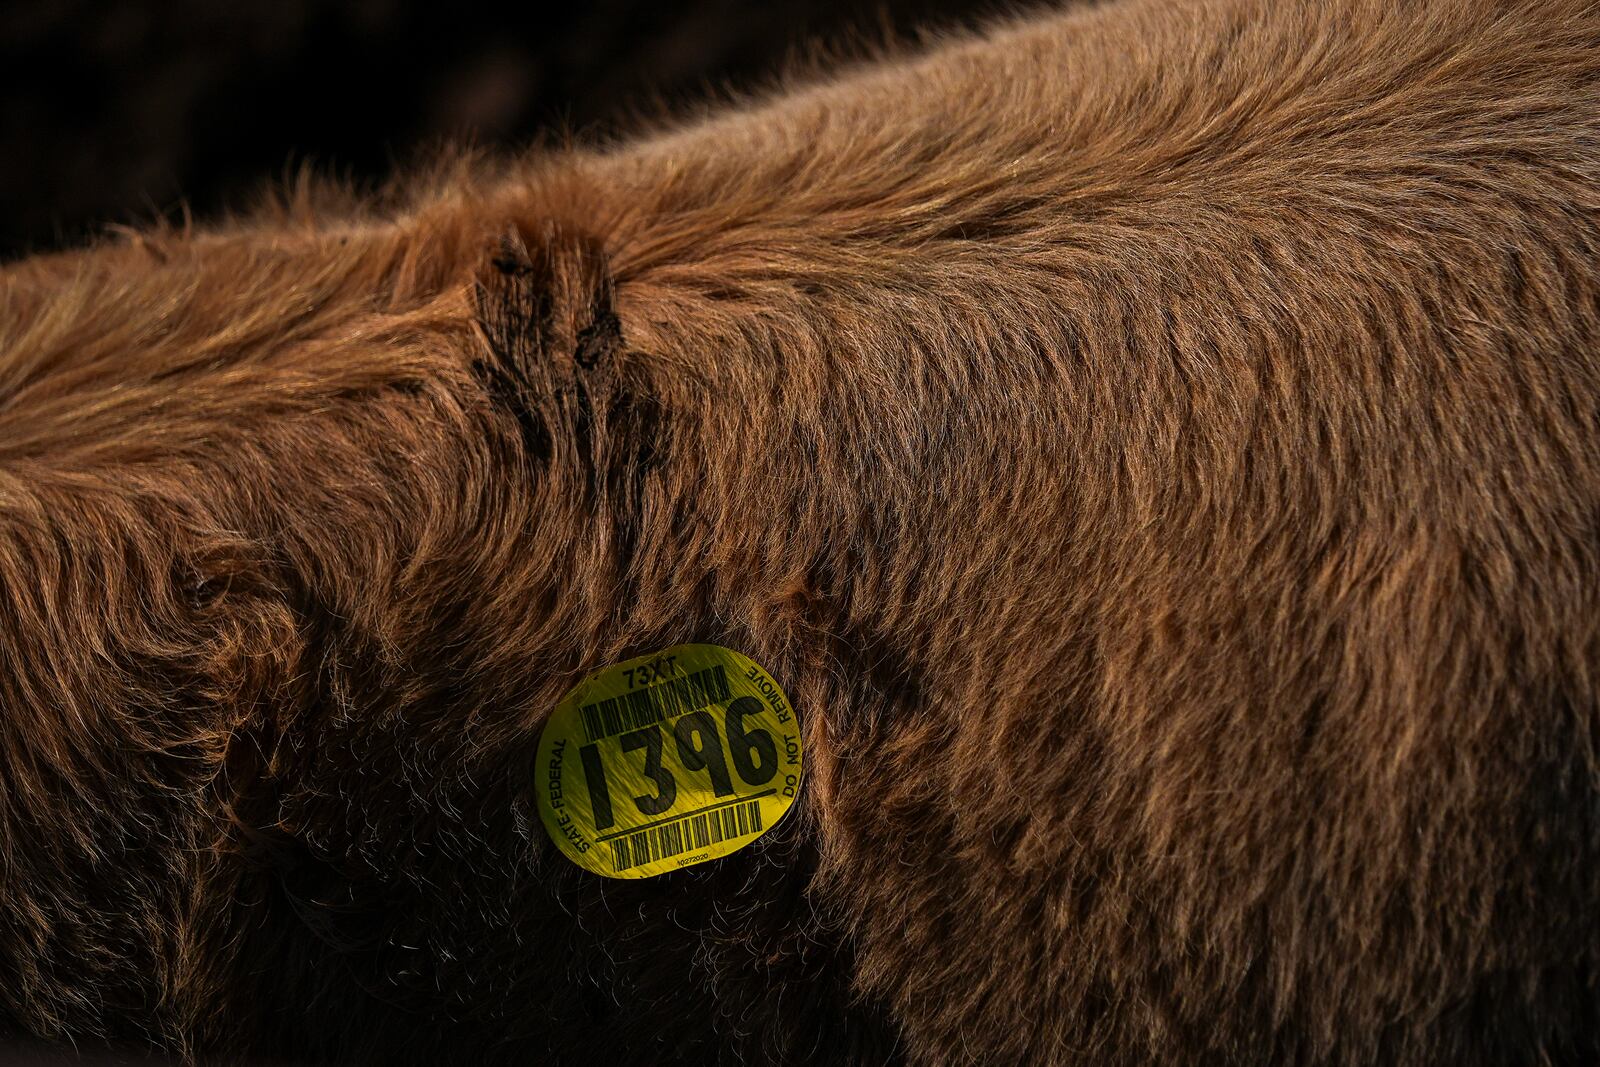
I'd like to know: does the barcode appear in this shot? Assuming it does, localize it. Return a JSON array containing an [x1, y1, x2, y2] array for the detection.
[[610, 801, 764, 870], [580, 665, 730, 742]]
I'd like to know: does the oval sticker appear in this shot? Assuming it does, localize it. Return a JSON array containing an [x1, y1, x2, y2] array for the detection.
[[535, 644, 803, 879]]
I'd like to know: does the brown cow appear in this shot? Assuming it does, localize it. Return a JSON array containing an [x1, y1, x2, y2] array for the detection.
[[2, 0, 1598, 1062]]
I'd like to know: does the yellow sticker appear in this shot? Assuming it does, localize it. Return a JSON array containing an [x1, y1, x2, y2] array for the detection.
[[535, 644, 803, 879]]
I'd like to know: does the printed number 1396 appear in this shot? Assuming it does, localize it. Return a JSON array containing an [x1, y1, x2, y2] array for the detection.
[[578, 696, 777, 831]]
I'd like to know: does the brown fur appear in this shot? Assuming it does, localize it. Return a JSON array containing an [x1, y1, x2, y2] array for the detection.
[[2, 0, 1599, 1062]]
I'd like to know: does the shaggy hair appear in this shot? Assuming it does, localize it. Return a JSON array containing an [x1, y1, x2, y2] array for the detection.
[[2, 0, 1599, 1063]]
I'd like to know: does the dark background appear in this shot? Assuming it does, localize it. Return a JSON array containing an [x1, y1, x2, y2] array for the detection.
[[1, 0, 1008, 261]]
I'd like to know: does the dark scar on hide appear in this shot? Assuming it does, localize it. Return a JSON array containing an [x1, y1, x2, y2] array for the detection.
[[472, 236, 557, 469], [472, 227, 669, 584], [575, 303, 621, 370]]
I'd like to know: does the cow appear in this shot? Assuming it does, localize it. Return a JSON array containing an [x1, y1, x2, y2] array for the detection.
[[2, 0, 1598, 1062]]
